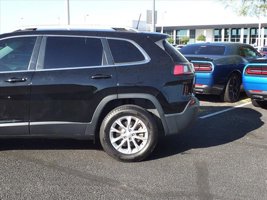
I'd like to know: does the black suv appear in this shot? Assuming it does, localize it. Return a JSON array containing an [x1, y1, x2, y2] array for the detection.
[[0, 27, 198, 161]]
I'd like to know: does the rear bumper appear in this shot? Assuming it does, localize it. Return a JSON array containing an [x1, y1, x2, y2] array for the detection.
[[246, 91, 267, 101], [243, 75, 267, 101], [164, 96, 199, 135], [194, 84, 224, 95]]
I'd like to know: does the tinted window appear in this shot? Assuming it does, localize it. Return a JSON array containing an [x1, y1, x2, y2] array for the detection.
[[163, 40, 188, 62], [239, 46, 261, 58], [108, 39, 145, 63], [180, 45, 225, 55], [0, 37, 36, 71], [44, 37, 103, 69]]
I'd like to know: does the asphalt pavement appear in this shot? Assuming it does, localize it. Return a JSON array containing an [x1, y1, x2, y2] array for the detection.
[[0, 95, 266, 200]]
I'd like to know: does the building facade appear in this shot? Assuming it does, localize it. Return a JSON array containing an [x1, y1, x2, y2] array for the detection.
[[157, 23, 267, 48]]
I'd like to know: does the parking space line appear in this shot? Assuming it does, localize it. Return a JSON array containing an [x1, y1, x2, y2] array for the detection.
[[199, 102, 252, 119]]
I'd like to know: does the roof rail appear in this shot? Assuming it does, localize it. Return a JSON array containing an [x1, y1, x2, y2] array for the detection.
[[13, 28, 37, 32], [13, 25, 140, 33], [112, 27, 139, 32]]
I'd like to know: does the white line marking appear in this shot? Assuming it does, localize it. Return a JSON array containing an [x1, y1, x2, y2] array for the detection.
[[199, 102, 252, 119]]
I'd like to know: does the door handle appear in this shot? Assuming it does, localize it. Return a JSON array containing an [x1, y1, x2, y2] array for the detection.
[[5, 77, 27, 83], [91, 74, 112, 79]]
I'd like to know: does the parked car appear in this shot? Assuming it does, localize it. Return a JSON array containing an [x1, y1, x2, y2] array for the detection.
[[259, 46, 267, 56], [176, 44, 186, 50], [243, 59, 267, 108], [180, 42, 262, 102], [0, 27, 199, 162]]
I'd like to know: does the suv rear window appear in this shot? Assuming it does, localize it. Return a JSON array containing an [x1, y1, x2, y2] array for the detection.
[[162, 40, 188, 63], [108, 39, 145, 63], [180, 45, 226, 55], [44, 37, 103, 69]]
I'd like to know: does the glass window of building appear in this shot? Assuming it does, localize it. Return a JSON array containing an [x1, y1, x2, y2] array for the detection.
[[176, 29, 188, 45], [214, 29, 222, 42]]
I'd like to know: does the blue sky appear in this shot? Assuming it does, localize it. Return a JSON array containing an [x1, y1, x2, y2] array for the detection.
[[0, 0, 260, 33]]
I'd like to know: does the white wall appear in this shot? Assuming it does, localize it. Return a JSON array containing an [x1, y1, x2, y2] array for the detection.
[[196, 29, 213, 42]]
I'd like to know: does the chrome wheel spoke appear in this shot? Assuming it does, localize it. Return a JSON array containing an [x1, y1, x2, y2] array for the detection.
[[126, 116, 132, 128], [115, 119, 126, 129], [131, 138, 140, 151], [133, 135, 147, 141], [109, 115, 149, 155], [111, 127, 122, 134], [131, 119, 140, 130], [131, 129, 147, 135], [115, 138, 127, 150], [127, 139, 131, 154], [111, 134, 124, 144]]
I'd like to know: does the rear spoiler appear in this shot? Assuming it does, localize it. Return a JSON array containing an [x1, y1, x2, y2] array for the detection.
[[185, 56, 214, 62], [249, 58, 267, 63]]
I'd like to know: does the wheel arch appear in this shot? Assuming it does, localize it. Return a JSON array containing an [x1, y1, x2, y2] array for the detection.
[[222, 69, 242, 92], [228, 69, 242, 81], [84, 93, 168, 140], [221, 70, 243, 102]]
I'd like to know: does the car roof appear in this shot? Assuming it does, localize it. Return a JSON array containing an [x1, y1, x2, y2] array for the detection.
[[186, 42, 247, 47], [0, 27, 168, 42]]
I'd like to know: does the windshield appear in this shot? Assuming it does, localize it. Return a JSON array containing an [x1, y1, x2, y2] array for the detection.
[[180, 45, 226, 55]]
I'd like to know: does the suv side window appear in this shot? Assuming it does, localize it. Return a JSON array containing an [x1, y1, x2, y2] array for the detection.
[[108, 39, 145, 63], [0, 37, 36, 72], [43, 37, 104, 69]]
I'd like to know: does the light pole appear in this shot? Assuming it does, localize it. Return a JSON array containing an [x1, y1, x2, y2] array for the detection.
[[67, 0, 70, 25], [152, 0, 156, 32], [84, 14, 89, 24]]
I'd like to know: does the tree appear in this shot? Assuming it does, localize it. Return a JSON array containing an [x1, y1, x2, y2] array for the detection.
[[221, 0, 267, 47], [197, 34, 206, 42], [221, 0, 267, 17], [167, 37, 174, 44], [180, 36, 190, 44]]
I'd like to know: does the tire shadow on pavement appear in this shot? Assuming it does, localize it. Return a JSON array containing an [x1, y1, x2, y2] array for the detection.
[[150, 106, 264, 161], [0, 138, 102, 151]]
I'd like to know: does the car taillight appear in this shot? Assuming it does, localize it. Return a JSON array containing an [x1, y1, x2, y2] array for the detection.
[[173, 64, 192, 75], [245, 67, 267, 75], [193, 63, 212, 72]]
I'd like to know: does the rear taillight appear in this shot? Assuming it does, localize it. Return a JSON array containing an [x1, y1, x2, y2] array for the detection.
[[193, 63, 212, 72], [173, 64, 193, 76], [245, 67, 267, 75]]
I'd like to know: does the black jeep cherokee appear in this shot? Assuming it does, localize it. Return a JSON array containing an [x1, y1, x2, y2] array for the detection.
[[0, 27, 198, 161]]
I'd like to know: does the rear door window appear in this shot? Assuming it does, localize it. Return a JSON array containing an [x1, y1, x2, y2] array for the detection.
[[108, 39, 145, 63], [43, 37, 104, 69]]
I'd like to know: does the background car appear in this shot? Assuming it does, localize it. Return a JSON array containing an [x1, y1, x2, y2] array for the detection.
[[176, 44, 186, 50], [243, 59, 267, 108], [180, 42, 262, 102], [259, 46, 267, 56]]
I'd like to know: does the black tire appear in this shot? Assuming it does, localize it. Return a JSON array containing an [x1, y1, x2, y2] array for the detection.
[[252, 99, 267, 109], [100, 105, 158, 162], [222, 73, 241, 103]]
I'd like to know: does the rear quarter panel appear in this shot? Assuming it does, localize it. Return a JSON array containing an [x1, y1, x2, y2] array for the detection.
[[243, 63, 267, 93], [212, 55, 246, 84]]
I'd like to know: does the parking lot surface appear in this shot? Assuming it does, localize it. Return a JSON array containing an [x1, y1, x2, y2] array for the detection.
[[0, 94, 266, 200]]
